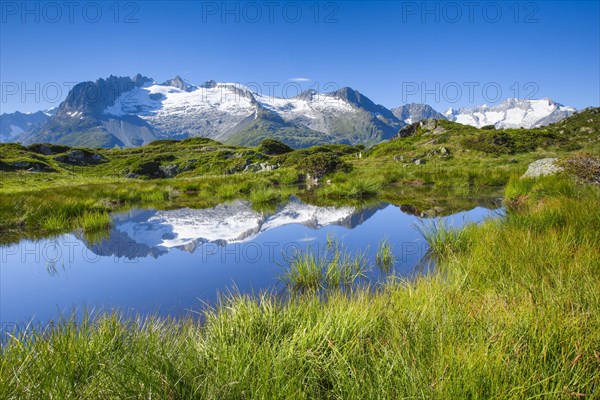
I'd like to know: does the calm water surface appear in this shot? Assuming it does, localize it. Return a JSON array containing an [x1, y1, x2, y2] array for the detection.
[[0, 196, 502, 329]]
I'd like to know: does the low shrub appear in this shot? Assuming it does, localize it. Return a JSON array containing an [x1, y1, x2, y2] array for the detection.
[[301, 152, 348, 178], [258, 139, 294, 155]]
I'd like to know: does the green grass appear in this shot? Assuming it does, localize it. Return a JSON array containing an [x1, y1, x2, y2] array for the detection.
[[280, 243, 367, 292], [414, 218, 473, 260], [375, 238, 396, 273], [249, 186, 281, 204], [1, 175, 599, 398]]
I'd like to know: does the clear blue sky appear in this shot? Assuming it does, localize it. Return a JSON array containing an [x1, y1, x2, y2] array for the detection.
[[1, 0, 599, 113]]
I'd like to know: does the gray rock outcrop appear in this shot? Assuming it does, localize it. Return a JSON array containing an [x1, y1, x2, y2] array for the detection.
[[522, 158, 563, 178]]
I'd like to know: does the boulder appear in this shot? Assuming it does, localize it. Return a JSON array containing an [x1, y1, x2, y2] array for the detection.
[[159, 164, 179, 178], [54, 149, 106, 166], [244, 162, 278, 173], [6, 160, 55, 172], [395, 123, 419, 138], [421, 119, 437, 131], [522, 158, 563, 178]]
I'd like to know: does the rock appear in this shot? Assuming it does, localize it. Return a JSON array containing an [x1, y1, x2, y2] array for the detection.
[[244, 162, 278, 173], [413, 158, 425, 165], [54, 149, 106, 166], [393, 155, 404, 162], [9, 160, 54, 172], [395, 123, 419, 138], [421, 119, 437, 131], [427, 147, 450, 158], [27, 143, 70, 155], [432, 126, 446, 135], [125, 172, 141, 179], [69, 150, 85, 160], [12, 161, 31, 169], [159, 164, 179, 178], [522, 158, 563, 178], [326, 179, 332, 185]]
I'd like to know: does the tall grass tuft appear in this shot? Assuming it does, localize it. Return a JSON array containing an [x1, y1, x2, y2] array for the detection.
[[376, 238, 396, 273], [414, 218, 472, 259], [280, 244, 367, 292], [74, 210, 111, 231], [249, 186, 281, 204]]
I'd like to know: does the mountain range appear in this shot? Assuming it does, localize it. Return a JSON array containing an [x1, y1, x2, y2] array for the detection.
[[1, 74, 580, 148], [0, 108, 56, 142]]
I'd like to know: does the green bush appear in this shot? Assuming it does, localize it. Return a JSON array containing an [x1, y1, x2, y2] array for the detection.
[[462, 131, 516, 155], [301, 152, 348, 178], [258, 139, 294, 155]]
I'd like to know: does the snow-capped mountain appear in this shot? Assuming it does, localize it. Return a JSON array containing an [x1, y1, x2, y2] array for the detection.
[[82, 197, 385, 259], [391, 103, 446, 124], [444, 98, 577, 129], [0, 108, 56, 142], [19, 74, 405, 148]]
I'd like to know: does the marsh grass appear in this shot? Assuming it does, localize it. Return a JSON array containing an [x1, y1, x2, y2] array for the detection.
[[375, 238, 396, 273], [320, 177, 382, 198], [249, 186, 281, 204], [280, 243, 368, 292], [414, 218, 473, 259], [1, 176, 599, 398], [74, 210, 111, 231]]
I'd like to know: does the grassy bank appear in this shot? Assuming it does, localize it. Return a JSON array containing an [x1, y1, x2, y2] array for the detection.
[[1, 174, 598, 398]]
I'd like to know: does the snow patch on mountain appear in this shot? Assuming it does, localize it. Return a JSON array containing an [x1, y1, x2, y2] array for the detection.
[[255, 91, 358, 133], [105, 82, 259, 140], [444, 98, 576, 129]]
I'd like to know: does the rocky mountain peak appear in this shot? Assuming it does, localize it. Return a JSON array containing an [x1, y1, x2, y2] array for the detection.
[[199, 80, 218, 89], [161, 75, 196, 92], [132, 73, 152, 87], [295, 89, 318, 101], [391, 103, 446, 123]]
